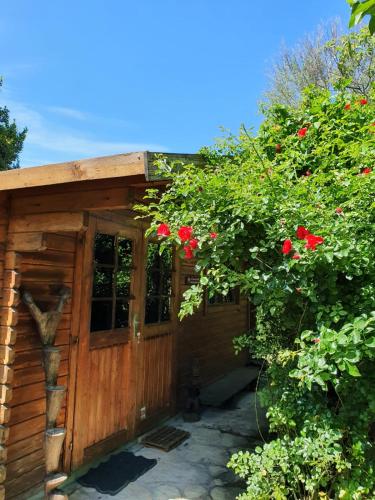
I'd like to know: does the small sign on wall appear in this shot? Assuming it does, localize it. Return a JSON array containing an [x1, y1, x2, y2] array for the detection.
[[185, 275, 200, 285]]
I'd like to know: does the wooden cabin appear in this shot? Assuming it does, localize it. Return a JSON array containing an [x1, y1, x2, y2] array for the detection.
[[0, 151, 249, 499]]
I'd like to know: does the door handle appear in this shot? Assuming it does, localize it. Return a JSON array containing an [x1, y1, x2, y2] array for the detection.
[[132, 313, 141, 341]]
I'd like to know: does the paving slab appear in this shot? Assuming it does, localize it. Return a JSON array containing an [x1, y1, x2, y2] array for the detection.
[[68, 391, 267, 500]]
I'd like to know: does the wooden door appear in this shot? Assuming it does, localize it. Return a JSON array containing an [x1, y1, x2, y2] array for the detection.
[[72, 213, 144, 468], [71, 213, 179, 469]]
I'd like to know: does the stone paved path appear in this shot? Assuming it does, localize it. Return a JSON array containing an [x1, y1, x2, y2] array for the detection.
[[67, 390, 267, 500]]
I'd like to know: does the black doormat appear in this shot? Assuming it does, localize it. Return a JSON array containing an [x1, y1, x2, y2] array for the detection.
[[142, 426, 190, 451], [77, 451, 157, 495]]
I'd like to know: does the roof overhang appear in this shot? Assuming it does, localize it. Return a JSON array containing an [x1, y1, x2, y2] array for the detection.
[[0, 151, 203, 191]]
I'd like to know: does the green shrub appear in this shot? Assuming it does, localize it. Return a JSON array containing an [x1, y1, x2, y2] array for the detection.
[[136, 85, 375, 498]]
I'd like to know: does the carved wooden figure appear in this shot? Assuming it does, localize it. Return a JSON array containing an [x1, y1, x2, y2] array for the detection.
[[22, 286, 71, 345], [43, 347, 61, 386], [22, 287, 71, 499]]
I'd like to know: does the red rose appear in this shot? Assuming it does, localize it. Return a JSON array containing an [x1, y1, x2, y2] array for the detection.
[[292, 253, 301, 260], [297, 127, 308, 137], [360, 99, 368, 105], [210, 232, 218, 239], [362, 167, 372, 174], [305, 170, 312, 177], [282, 239, 293, 255], [305, 234, 324, 251], [189, 238, 199, 249], [344, 103, 351, 110], [312, 338, 320, 344], [178, 226, 193, 241], [335, 207, 343, 214], [275, 143, 282, 153], [183, 245, 193, 260], [296, 226, 310, 240], [157, 223, 171, 237]]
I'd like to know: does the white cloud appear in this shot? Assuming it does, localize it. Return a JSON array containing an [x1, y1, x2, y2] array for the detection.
[[47, 106, 90, 121], [0, 96, 168, 166]]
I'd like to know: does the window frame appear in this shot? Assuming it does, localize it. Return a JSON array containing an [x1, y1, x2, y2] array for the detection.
[[143, 240, 175, 327], [204, 287, 241, 315], [89, 231, 135, 349]]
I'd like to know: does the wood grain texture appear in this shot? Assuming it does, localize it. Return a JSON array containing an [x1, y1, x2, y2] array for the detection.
[[0, 152, 146, 191], [8, 212, 88, 234], [4, 233, 76, 498]]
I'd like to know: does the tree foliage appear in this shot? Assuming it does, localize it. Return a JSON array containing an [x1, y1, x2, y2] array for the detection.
[[348, 0, 375, 34], [0, 79, 27, 171], [265, 26, 375, 107], [137, 86, 375, 498]]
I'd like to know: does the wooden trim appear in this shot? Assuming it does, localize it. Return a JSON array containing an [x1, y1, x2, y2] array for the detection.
[[63, 233, 84, 472], [83, 429, 128, 463], [7, 233, 48, 253], [145, 152, 204, 181], [71, 217, 97, 470], [0, 248, 22, 498], [89, 330, 130, 350], [0, 152, 146, 191], [8, 212, 89, 234], [11, 187, 133, 215]]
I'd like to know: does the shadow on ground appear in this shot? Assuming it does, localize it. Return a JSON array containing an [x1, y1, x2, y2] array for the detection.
[[67, 390, 267, 500]]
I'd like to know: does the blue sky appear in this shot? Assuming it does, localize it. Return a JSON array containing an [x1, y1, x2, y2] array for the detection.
[[0, 0, 349, 167]]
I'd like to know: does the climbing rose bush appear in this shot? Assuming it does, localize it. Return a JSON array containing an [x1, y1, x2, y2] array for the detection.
[[137, 86, 375, 498]]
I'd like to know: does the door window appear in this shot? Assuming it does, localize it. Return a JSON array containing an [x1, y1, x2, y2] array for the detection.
[[90, 233, 133, 333]]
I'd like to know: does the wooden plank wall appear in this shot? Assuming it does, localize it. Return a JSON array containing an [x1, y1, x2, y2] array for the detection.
[[177, 261, 249, 405], [5, 233, 77, 499]]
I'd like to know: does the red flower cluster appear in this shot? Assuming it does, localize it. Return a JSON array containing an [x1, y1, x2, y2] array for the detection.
[[157, 224, 219, 260], [335, 207, 343, 214], [179, 226, 195, 259], [189, 238, 198, 249], [360, 98, 368, 105], [282, 225, 324, 258], [178, 226, 193, 241], [157, 223, 171, 237], [304, 233, 324, 251], [297, 127, 308, 138], [282, 239, 293, 254], [183, 246, 193, 260], [296, 225, 310, 240], [362, 167, 372, 174], [344, 103, 351, 110]]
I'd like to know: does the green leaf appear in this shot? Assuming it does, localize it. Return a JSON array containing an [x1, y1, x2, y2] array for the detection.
[[345, 362, 361, 377]]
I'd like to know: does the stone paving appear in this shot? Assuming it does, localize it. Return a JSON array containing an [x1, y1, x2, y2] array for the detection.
[[68, 390, 267, 500]]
